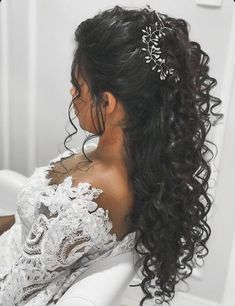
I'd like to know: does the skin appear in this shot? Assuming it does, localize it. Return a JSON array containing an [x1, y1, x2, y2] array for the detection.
[[69, 74, 134, 240], [0, 76, 132, 239], [69, 73, 127, 167], [0, 215, 15, 235]]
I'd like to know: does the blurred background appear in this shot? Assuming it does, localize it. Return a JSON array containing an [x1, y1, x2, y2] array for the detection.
[[0, 0, 235, 305]]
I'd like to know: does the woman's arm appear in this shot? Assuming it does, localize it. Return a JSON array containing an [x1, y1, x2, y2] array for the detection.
[[0, 215, 15, 235]]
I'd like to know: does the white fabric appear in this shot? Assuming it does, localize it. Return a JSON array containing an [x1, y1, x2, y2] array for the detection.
[[56, 250, 138, 306], [0, 143, 136, 306]]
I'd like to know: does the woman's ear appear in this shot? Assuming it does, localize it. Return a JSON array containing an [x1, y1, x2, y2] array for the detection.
[[102, 91, 118, 114], [103, 99, 109, 106]]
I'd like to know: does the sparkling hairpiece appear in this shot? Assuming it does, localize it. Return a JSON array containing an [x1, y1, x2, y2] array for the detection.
[[141, 10, 180, 83]]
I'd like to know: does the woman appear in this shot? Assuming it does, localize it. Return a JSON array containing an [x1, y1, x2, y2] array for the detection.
[[0, 4, 223, 306]]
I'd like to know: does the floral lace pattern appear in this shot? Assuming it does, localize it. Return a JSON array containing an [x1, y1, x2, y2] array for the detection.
[[0, 143, 137, 306]]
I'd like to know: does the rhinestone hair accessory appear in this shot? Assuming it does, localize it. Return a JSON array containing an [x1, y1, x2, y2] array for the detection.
[[141, 10, 181, 83]]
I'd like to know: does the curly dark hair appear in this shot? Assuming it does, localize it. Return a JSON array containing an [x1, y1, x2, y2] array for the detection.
[[56, 4, 224, 305]]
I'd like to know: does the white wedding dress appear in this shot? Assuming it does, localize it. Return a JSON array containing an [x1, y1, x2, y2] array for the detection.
[[0, 143, 137, 306]]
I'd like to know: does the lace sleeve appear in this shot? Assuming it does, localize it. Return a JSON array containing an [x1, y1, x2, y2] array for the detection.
[[0, 178, 117, 306]]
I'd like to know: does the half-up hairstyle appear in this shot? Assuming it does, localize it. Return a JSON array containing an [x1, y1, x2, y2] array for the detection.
[[57, 4, 224, 305]]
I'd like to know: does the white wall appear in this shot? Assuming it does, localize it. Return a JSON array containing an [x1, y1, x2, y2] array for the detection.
[[0, 1, 235, 305]]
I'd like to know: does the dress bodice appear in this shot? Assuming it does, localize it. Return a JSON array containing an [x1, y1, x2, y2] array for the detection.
[[0, 142, 137, 306]]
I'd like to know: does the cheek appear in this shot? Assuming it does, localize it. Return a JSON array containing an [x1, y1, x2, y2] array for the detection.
[[78, 107, 100, 133], [73, 98, 85, 113], [76, 102, 92, 122]]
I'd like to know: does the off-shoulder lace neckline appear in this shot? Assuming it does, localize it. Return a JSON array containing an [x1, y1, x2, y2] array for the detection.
[[36, 143, 135, 244]]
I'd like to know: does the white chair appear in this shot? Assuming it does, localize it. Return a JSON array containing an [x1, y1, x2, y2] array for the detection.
[[0, 169, 139, 306], [0, 169, 27, 216]]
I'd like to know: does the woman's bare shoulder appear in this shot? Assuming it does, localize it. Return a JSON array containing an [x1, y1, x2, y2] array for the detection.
[[73, 160, 134, 240], [48, 150, 134, 240]]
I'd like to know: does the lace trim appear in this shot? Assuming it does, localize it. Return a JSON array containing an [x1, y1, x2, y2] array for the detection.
[[44, 143, 136, 256], [17, 142, 136, 251], [41, 144, 137, 256]]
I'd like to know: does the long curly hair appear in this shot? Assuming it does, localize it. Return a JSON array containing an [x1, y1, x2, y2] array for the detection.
[[56, 5, 224, 305]]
